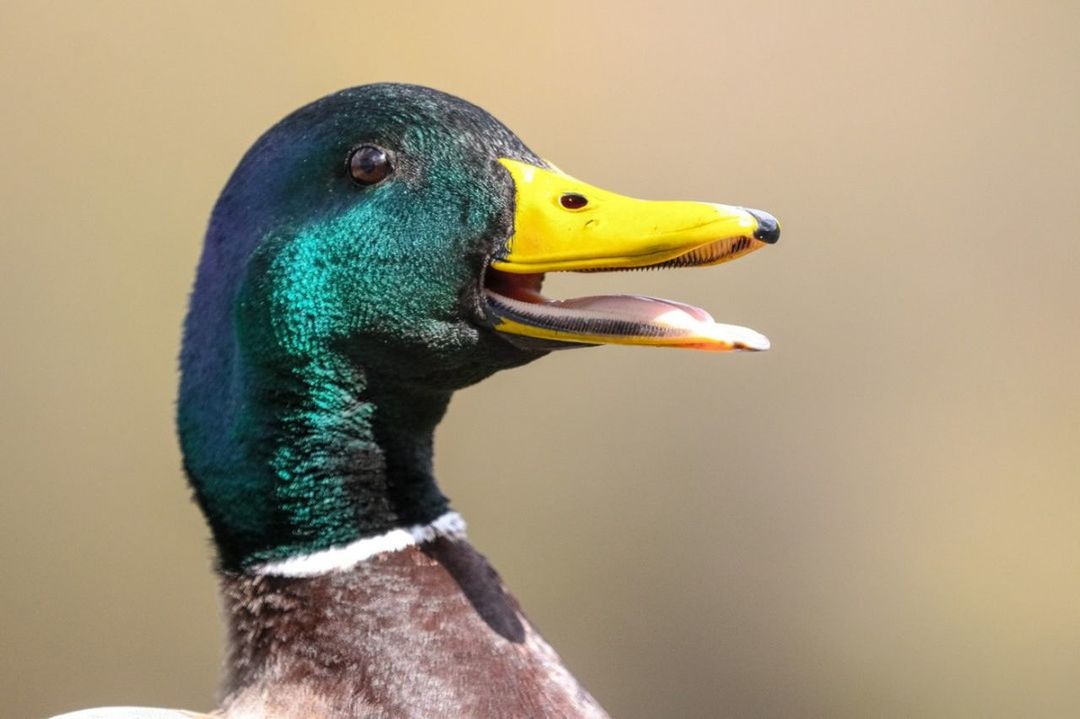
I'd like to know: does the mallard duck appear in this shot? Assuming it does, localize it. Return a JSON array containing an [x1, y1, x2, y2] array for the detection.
[[55, 83, 779, 719]]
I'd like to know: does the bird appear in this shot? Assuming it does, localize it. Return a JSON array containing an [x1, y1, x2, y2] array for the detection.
[[53, 83, 779, 719]]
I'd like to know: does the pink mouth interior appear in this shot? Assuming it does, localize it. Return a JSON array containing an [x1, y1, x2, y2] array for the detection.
[[483, 267, 769, 350], [551, 294, 715, 325]]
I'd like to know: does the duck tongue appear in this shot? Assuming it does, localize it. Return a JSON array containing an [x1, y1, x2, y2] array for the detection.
[[548, 294, 716, 324], [543, 294, 770, 350], [485, 286, 771, 351]]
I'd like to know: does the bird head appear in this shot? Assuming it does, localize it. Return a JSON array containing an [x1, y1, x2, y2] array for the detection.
[[179, 84, 779, 567], [195, 83, 777, 396]]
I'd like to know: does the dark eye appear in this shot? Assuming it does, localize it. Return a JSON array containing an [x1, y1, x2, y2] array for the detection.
[[348, 145, 392, 185], [560, 192, 588, 210]]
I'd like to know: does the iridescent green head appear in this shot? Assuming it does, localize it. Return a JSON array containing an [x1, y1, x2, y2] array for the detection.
[[179, 83, 777, 570], [216, 84, 547, 386], [180, 84, 549, 569]]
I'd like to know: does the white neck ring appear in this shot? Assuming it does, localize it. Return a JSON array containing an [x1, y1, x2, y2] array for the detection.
[[251, 511, 467, 578]]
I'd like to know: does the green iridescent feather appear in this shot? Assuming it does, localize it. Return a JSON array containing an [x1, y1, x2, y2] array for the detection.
[[179, 84, 546, 570]]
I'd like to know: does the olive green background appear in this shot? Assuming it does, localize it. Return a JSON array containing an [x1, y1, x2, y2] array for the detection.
[[2, 2, 1078, 717]]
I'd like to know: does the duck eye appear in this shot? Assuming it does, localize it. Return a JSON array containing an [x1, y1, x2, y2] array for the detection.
[[560, 193, 588, 210], [348, 145, 391, 185]]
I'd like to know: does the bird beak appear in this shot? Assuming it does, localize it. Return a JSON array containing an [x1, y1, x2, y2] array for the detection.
[[483, 159, 779, 352]]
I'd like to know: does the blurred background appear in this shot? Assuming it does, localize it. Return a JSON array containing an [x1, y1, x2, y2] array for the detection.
[[2, 2, 1078, 717]]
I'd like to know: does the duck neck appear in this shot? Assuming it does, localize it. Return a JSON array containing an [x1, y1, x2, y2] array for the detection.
[[181, 350, 454, 571]]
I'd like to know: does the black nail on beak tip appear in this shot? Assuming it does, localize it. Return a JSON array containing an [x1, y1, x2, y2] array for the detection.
[[747, 209, 781, 244]]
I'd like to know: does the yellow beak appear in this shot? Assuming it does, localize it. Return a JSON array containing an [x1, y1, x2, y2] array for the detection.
[[492, 159, 778, 273], [485, 159, 779, 352]]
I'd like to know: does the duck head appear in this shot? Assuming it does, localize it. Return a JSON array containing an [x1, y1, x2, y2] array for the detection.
[[179, 84, 778, 570]]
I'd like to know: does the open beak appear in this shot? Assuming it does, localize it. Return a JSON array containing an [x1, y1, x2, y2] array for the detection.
[[484, 158, 779, 352]]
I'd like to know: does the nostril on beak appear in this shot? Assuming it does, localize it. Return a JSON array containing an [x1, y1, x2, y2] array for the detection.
[[560, 193, 588, 210], [747, 208, 781, 244]]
